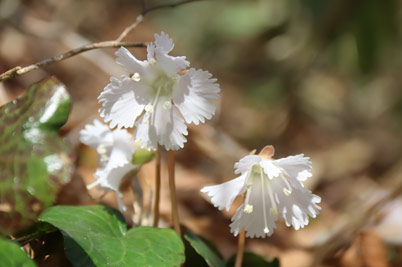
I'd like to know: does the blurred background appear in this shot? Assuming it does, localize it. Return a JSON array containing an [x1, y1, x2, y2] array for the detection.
[[1, 0, 402, 266]]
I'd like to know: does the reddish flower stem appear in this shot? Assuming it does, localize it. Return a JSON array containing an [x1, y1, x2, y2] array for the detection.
[[234, 228, 246, 267], [168, 150, 181, 236], [152, 149, 161, 227]]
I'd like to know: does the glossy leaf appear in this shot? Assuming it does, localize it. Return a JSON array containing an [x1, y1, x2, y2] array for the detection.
[[40, 205, 185, 267], [0, 238, 36, 267], [0, 77, 74, 235], [184, 229, 225, 267]]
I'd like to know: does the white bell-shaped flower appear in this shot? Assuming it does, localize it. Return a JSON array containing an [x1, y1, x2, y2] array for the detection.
[[80, 119, 138, 211], [201, 146, 321, 238], [98, 32, 220, 151]]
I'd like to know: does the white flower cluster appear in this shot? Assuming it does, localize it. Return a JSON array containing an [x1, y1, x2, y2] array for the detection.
[[80, 32, 220, 210], [79, 32, 321, 238]]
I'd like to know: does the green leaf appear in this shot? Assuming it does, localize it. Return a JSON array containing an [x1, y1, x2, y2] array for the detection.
[[39, 205, 185, 267], [184, 229, 225, 267], [227, 252, 279, 267], [0, 77, 74, 236], [0, 238, 36, 267]]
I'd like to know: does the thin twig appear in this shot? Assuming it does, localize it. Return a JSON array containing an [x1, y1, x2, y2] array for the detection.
[[234, 228, 246, 267], [153, 149, 161, 227], [0, 0, 202, 82], [116, 16, 145, 43], [168, 150, 181, 236], [0, 42, 145, 82]]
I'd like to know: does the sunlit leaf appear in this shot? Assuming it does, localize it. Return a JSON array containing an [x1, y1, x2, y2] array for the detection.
[[0, 77, 74, 235]]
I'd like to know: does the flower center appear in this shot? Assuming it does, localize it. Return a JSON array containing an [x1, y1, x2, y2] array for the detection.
[[142, 73, 177, 125], [152, 73, 175, 98]]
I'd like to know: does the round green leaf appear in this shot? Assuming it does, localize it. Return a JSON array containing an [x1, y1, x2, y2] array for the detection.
[[0, 77, 74, 236], [39, 205, 185, 267], [0, 238, 36, 267]]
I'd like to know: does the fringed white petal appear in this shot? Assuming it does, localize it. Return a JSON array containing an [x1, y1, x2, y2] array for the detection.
[[115, 47, 149, 75], [297, 169, 312, 181], [274, 178, 321, 230], [274, 154, 312, 181], [156, 52, 189, 76], [234, 155, 261, 175], [89, 163, 138, 212], [260, 159, 282, 179], [152, 100, 188, 150], [98, 76, 150, 128], [154, 32, 174, 54], [133, 113, 158, 151], [200, 174, 247, 212], [134, 100, 188, 151], [79, 119, 113, 149], [105, 128, 135, 170], [153, 33, 189, 75], [173, 68, 220, 125], [94, 163, 136, 192]]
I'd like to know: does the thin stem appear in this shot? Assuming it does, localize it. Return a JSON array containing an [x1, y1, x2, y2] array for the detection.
[[168, 150, 181, 235], [153, 149, 161, 227], [234, 228, 246, 267]]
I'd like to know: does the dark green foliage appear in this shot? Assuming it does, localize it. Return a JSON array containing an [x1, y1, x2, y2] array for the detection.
[[40, 205, 185, 267], [184, 229, 225, 267]]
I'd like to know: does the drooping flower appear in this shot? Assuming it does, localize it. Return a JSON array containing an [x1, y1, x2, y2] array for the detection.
[[98, 32, 220, 151], [80, 119, 138, 211], [201, 146, 321, 238]]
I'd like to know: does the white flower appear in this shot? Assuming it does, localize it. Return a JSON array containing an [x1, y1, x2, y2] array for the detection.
[[80, 119, 138, 211], [201, 146, 321, 238], [98, 32, 220, 151]]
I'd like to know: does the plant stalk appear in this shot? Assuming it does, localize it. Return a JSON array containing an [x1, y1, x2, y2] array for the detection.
[[153, 149, 161, 227], [168, 150, 181, 235], [234, 228, 246, 267]]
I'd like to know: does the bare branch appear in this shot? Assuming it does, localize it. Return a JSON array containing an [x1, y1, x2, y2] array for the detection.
[[0, 0, 203, 82], [116, 15, 145, 43], [0, 42, 146, 82]]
